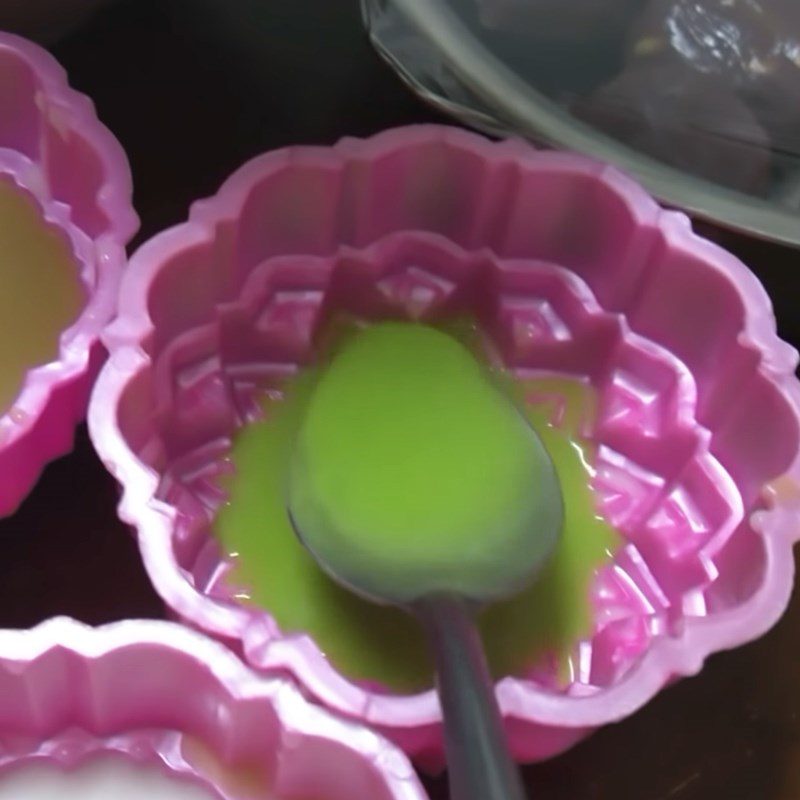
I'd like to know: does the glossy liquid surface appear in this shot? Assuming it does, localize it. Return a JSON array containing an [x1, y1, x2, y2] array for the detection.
[[0, 179, 85, 413], [215, 327, 619, 692]]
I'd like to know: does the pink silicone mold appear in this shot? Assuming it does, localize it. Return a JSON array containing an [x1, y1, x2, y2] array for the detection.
[[88, 125, 800, 767], [0, 32, 137, 515], [0, 617, 426, 800]]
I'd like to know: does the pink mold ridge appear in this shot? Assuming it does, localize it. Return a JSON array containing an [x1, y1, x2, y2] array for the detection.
[[0, 32, 137, 515], [88, 125, 800, 766], [0, 617, 425, 800]]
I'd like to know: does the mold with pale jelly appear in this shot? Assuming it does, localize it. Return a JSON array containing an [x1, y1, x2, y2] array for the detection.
[[0, 618, 427, 800], [0, 32, 137, 514]]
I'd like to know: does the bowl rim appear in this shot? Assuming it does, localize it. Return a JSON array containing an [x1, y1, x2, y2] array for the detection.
[[363, 0, 800, 248], [88, 124, 800, 740]]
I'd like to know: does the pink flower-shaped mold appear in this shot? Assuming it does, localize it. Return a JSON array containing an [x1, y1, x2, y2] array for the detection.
[[0, 617, 426, 800], [88, 125, 800, 767], [0, 32, 137, 514]]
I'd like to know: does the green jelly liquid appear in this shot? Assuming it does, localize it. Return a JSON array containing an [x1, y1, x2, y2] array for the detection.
[[214, 328, 619, 693]]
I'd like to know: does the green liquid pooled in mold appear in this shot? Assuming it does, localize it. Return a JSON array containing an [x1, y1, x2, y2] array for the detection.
[[215, 323, 619, 692]]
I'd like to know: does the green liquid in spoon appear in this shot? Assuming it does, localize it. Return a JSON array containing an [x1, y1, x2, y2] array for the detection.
[[214, 323, 618, 692]]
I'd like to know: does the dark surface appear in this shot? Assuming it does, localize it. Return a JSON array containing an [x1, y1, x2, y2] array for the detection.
[[0, 1, 799, 798]]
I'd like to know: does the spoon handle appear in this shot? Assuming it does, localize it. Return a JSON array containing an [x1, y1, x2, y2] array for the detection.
[[418, 595, 527, 800]]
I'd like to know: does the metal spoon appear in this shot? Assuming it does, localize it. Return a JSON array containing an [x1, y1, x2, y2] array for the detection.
[[286, 327, 563, 800]]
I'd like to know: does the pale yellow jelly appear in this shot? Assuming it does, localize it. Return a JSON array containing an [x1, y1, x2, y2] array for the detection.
[[0, 179, 85, 414], [181, 737, 317, 800], [0, 756, 218, 800], [182, 738, 272, 800]]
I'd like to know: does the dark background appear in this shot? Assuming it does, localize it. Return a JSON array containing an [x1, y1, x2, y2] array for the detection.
[[1, 2, 800, 798]]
